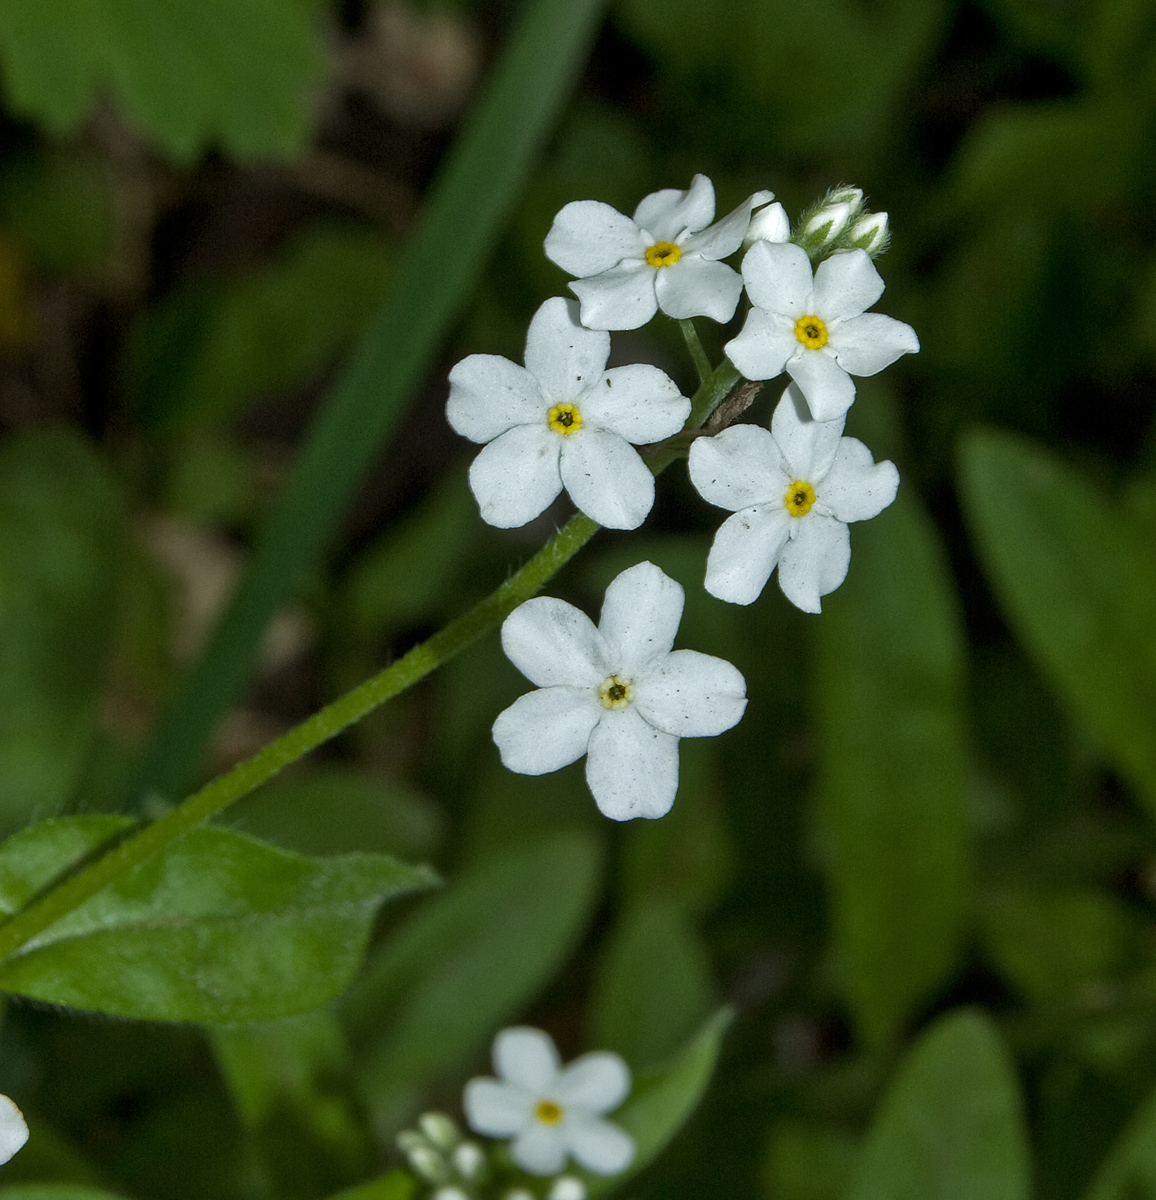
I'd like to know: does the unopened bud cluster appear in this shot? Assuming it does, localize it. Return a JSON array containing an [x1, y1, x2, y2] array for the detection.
[[793, 186, 889, 260]]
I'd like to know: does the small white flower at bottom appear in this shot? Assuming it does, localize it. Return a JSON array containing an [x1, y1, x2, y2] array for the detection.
[[688, 385, 899, 612], [464, 1027, 634, 1177], [548, 1177, 587, 1200], [0, 1095, 27, 1164], [447, 298, 688, 529], [492, 562, 747, 820]]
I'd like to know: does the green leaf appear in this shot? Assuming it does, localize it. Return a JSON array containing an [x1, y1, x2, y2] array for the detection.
[[0, 1188, 134, 1200], [132, 0, 609, 806], [343, 832, 600, 1126], [588, 897, 714, 1069], [1082, 1081, 1156, 1200], [323, 1172, 417, 1200], [815, 490, 969, 1045], [959, 431, 1156, 814], [586, 1008, 732, 1197], [0, 0, 322, 160], [0, 816, 436, 1022], [847, 1010, 1030, 1200], [0, 429, 121, 827], [763, 1120, 860, 1200], [125, 224, 395, 433]]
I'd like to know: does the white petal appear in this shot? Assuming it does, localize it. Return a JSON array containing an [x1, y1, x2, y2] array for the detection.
[[744, 201, 790, 245], [633, 174, 715, 240], [554, 1052, 631, 1112], [495, 1026, 562, 1090], [703, 503, 792, 606], [565, 1117, 636, 1175], [501, 596, 606, 687], [492, 688, 602, 775], [560, 430, 654, 530], [468, 425, 561, 528], [545, 200, 649, 276], [571, 264, 657, 331], [598, 561, 684, 676], [464, 1077, 533, 1137], [524, 297, 610, 402], [820, 439, 899, 522], [0, 1096, 27, 1165], [585, 708, 679, 820], [634, 649, 746, 737], [688, 424, 787, 512], [811, 249, 885, 320], [777, 515, 850, 613], [655, 256, 743, 322], [829, 312, 920, 375], [685, 189, 776, 260], [580, 365, 689, 444], [770, 384, 844, 481], [741, 241, 813, 316], [724, 307, 798, 382], [786, 350, 856, 422], [447, 355, 544, 443], [512, 1123, 569, 1175]]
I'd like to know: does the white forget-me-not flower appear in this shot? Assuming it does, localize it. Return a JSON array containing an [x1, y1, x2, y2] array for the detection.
[[492, 562, 746, 820], [544, 174, 774, 330], [0, 1094, 26, 1166], [688, 385, 899, 612], [446, 298, 689, 529], [725, 242, 919, 422], [464, 1027, 634, 1177]]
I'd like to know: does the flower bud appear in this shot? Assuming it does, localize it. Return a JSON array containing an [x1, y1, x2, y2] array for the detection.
[[452, 1141, 485, 1180], [826, 185, 863, 209], [548, 1177, 587, 1200], [432, 1189, 471, 1200], [420, 1112, 461, 1150], [504, 1191, 536, 1200], [405, 1144, 449, 1184], [744, 201, 790, 246], [847, 211, 889, 255], [802, 201, 854, 248]]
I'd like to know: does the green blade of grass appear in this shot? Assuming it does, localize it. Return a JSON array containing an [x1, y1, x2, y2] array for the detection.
[[131, 0, 608, 803]]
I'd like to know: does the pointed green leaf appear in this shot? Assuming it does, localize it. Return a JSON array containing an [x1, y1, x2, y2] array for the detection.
[[586, 1009, 732, 1196], [0, 430, 121, 827], [0, 0, 322, 160], [816, 490, 969, 1044], [1082, 1080, 1156, 1200], [344, 832, 600, 1121], [0, 817, 436, 1022], [0, 1188, 134, 1200], [324, 1172, 417, 1200], [848, 1010, 1030, 1200], [959, 431, 1156, 814]]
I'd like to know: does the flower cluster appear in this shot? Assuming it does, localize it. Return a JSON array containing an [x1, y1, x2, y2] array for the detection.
[[445, 173, 917, 820]]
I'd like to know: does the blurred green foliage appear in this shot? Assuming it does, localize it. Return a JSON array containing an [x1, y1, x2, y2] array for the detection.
[[0, 0, 1150, 1198]]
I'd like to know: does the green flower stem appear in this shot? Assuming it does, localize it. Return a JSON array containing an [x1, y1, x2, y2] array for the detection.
[[0, 514, 599, 963], [679, 319, 712, 387], [0, 350, 743, 964]]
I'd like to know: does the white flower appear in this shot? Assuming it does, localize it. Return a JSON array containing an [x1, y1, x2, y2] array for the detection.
[[548, 1177, 587, 1200], [464, 1027, 635, 1177], [544, 174, 775, 330], [744, 201, 790, 247], [493, 562, 746, 820], [0, 1095, 27, 1165], [688, 385, 899, 612], [725, 242, 920, 422], [446, 298, 688, 529]]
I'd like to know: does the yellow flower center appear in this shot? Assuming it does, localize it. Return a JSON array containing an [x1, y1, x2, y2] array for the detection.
[[598, 674, 634, 710], [535, 1100, 564, 1125], [645, 241, 682, 268], [784, 480, 816, 517], [547, 402, 583, 436], [794, 315, 828, 349]]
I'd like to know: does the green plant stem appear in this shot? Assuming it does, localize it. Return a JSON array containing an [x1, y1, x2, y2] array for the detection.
[[0, 515, 598, 963], [0, 352, 747, 964], [679, 319, 711, 386]]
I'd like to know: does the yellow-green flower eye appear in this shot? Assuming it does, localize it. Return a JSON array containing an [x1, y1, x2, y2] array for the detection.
[[784, 480, 816, 517], [548, 402, 583, 435], [794, 315, 828, 349], [644, 241, 682, 268]]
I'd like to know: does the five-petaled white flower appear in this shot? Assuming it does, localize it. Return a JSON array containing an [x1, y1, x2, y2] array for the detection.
[[447, 298, 689, 529], [463, 1027, 635, 1177], [688, 385, 899, 612], [0, 1094, 26, 1165], [725, 242, 919, 422], [492, 562, 746, 820], [544, 174, 774, 330]]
